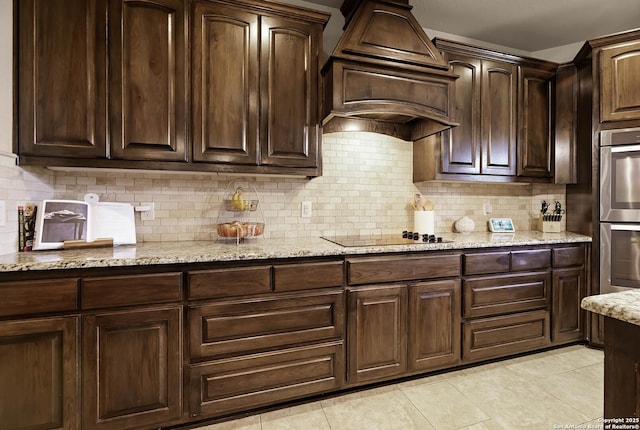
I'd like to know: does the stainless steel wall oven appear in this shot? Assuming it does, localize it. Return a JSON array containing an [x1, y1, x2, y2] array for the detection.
[[600, 128, 640, 293]]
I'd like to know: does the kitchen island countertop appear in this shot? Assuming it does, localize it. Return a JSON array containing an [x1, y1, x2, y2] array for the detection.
[[0, 230, 591, 273], [581, 290, 640, 327]]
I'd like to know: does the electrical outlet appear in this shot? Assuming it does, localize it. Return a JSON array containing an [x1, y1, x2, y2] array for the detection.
[[483, 203, 492, 215], [301, 201, 312, 218], [0, 201, 5, 226], [140, 202, 155, 221]]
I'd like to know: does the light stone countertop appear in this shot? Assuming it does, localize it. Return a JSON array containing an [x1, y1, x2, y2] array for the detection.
[[581, 290, 640, 327], [0, 231, 591, 273]]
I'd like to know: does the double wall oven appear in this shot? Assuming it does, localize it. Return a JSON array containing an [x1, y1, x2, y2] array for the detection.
[[600, 127, 640, 293]]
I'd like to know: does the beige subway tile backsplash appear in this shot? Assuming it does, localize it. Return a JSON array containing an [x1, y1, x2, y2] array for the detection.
[[1, 132, 568, 253]]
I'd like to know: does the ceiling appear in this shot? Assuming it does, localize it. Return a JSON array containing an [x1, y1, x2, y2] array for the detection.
[[305, 0, 640, 53]]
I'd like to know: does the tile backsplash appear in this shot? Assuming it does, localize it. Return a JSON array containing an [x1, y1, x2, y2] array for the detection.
[[0, 132, 565, 254]]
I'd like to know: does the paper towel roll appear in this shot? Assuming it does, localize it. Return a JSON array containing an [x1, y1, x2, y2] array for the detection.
[[414, 211, 435, 235]]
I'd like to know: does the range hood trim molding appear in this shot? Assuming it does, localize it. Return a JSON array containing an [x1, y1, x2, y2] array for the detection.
[[322, 0, 459, 141]]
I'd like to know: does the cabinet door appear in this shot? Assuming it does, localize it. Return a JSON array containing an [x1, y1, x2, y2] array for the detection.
[[260, 15, 321, 168], [82, 307, 182, 430], [191, 2, 259, 164], [518, 67, 553, 177], [347, 285, 407, 384], [109, 0, 186, 161], [408, 280, 461, 372], [481, 60, 517, 175], [552, 267, 586, 343], [18, 0, 107, 158], [0, 317, 78, 430], [441, 53, 482, 174], [600, 41, 640, 122]]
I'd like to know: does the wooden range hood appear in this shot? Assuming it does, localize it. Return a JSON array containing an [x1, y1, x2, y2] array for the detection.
[[322, 0, 459, 141]]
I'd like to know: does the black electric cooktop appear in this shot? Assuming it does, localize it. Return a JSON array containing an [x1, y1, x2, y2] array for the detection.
[[321, 234, 451, 247]]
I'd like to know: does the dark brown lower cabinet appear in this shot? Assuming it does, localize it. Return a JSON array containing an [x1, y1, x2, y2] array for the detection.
[[81, 306, 182, 430], [408, 280, 461, 372], [552, 267, 586, 343], [347, 280, 461, 384], [347, 284, 407, 384], [0, 317, 78, 430], [189, 341, 344, 418]]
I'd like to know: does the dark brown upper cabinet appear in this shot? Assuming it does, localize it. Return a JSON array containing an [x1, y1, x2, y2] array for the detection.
[[16, 0, 328, 176], [600, 40, 640, 123], [17, 0, 108, 159], [414, 39, 556, 183], [109, 0, 187, 162], [259, 14, 322, 169], [192, 1, 326, 172], [191, 1, 259, 165], [190, 0, 327, 175], [518, 66, 554, 178]]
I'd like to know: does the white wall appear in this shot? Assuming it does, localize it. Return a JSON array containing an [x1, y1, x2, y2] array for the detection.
[[0, 0, 12, 155]]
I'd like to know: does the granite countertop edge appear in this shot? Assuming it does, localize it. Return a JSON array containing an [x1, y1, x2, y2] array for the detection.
[[0, 231, 592, 273], [581, 290, 640, 327]]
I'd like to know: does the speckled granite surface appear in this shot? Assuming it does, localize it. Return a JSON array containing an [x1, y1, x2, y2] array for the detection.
[[0, 231, 591, 273], [581, 290, 640, 327]]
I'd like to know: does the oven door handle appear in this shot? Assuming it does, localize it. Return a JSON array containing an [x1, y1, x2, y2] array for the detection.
[[611, 224, 640, 231]]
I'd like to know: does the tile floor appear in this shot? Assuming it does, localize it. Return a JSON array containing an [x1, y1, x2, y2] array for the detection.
[[192, 345, 604, 430]]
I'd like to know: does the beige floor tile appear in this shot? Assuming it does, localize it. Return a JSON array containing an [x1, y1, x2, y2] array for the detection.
[[398, 368, 467, 389], [532, 363, 604, 419], [191, 415, 262, 430], [400, 381, 490, 430], [553, 346, 604, 368], [448, 366, 540, 405], [260, 402, 330, 430], [476, 393, 591, 430], [504, 351, 582, 380], [321, 386, 435, 430], [457, 421, 507, 430]]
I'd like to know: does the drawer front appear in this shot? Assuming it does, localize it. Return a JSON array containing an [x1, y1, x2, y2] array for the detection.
[[347, 254, 460, 285], [463, 272, 551, 318], [552, 245, 585, 268], [189, 290, 344, 359], [274, 261, 344, 292], [464, 252, 510, 275], [189, 342, 344, 418], [463, 310, 550, 362], [0, 279, 78, 317], [188, 266, 272, 299], [81, 273, 182, 309], [511, 249, 551, 271]]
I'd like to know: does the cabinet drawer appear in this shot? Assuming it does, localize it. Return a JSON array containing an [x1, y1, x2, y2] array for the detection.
[[464, 252, 510, 275], [0, 279, 78, 317], [81, 273, 182, 309], [189, 290, 344, 359], [511, 249, 551, 271], [553, 245, 585, 268], [189, 342, 344, 418], [188, 266, 271, 299], [463, 310, 550, 362], [463, 272, 551, 318], [274, 261, 343, 292], [347, 254, 460, 285]]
